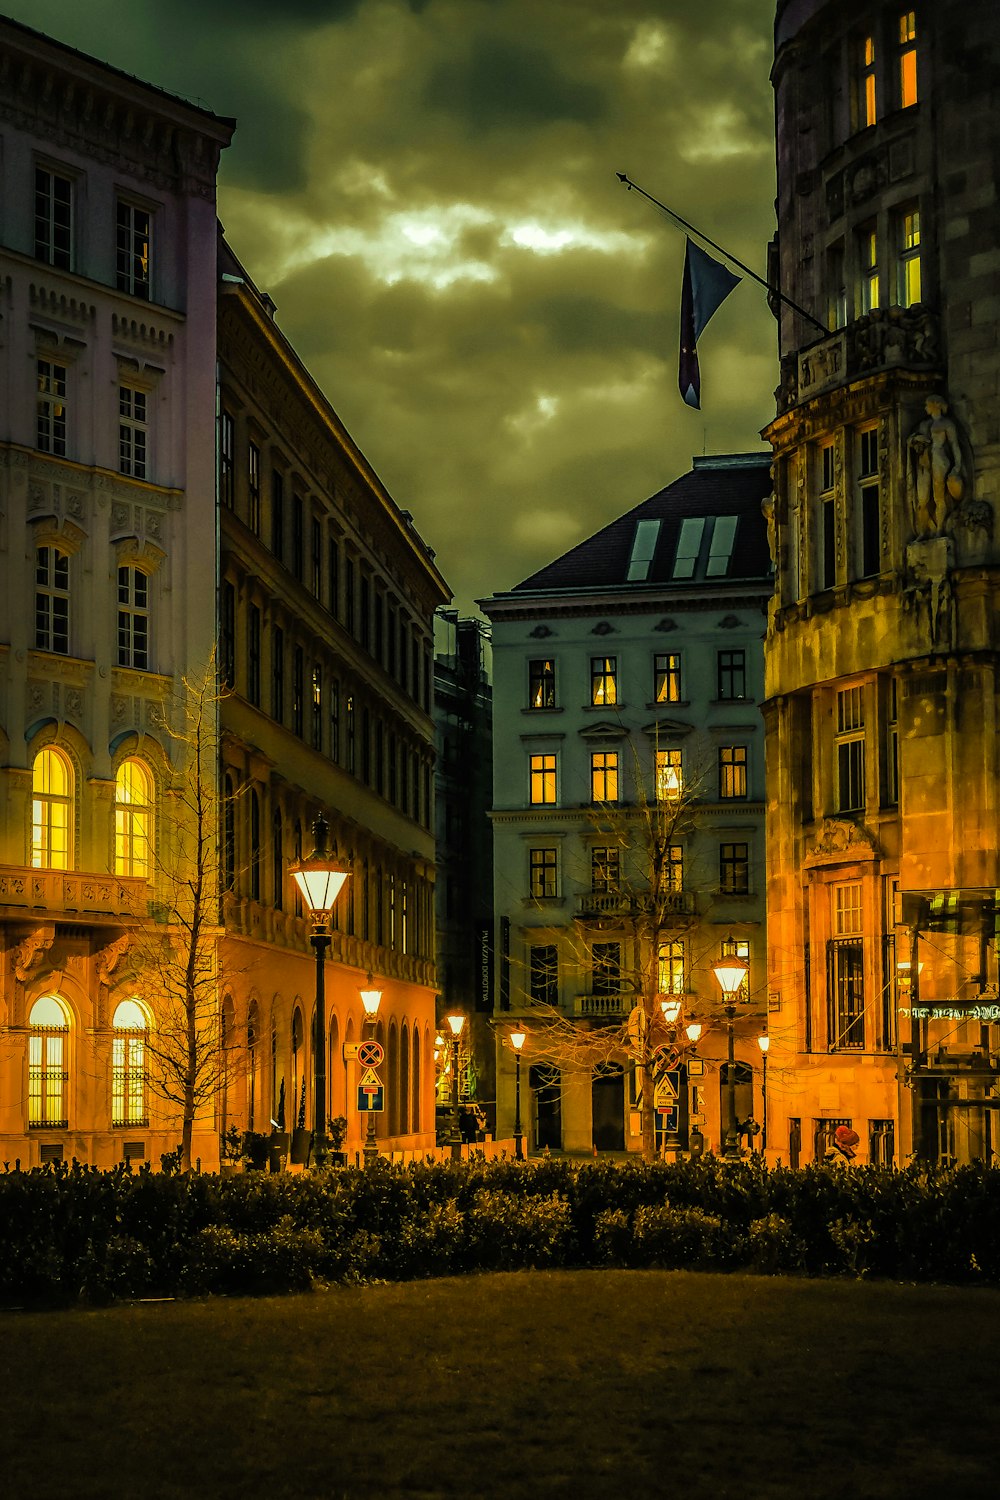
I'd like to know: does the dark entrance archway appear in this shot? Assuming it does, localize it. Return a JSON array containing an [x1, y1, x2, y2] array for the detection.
[[592, 1063, 625, 1151], [529, 1063, 561, 1150]]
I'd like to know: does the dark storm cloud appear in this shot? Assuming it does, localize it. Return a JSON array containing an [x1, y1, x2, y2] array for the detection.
[[425, 37, 606, 131], [4, 0, 780, 608]]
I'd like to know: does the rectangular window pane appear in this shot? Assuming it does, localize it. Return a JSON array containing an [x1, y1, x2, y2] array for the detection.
[[654, 653, 682, 704], [116, 200, 151, 298], [529, 659, 556, 710], [529, 753, 556, 805]]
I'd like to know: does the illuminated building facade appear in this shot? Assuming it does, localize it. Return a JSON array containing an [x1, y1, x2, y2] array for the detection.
[[0, 17, 448, 1168], [763, 0, 1000, 1164], [483, 455, 771, 1155]]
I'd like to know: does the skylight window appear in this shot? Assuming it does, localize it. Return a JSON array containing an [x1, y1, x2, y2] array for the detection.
[[706, 515, 738, 576], [627, 519, 661, 581], [672, 518, 705, 579]]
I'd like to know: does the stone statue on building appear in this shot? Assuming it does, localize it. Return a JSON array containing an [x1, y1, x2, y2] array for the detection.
[[907, 395, 964, 537]]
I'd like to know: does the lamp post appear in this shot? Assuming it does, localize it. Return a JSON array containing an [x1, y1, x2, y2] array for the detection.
[[712, 944, 750, 1162], [290, 813, 350, 1171], [446, 1013, 465, 1160], [758, 1033, 770, 1152], [359, 977, 382, 1167], [510, 1030, 526, 1161]]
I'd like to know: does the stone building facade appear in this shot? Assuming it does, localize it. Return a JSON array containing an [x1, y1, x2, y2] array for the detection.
[[482, 455, 772, 1156], [0, 17, 448, 1169], [763, 0, 1000, 1165]]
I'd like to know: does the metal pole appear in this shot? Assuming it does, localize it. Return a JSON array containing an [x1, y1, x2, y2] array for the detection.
[[724, 1004, 740, 1159], [513, 1051, 523, 1161], [761, 1051, 768, 1152], [311, 926, 330, 1170], [363, 1011, 379, 1167], [449, 1033, 462, 1160]]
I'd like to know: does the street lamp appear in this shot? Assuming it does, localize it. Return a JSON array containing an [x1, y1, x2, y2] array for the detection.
[[712, 942, 750, 1161], [290, 813, 350, 1171], [510, 1030, 526, 1161], [360, 976, 382, 1167], [446, 1013, 465, 1160], [757, 1034, 770, 1152], [685, 1022, 703, 1044]]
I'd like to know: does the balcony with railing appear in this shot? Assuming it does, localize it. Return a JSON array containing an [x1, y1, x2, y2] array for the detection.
[[573, 991, 633, 1019], [0, 866, 149, 920]]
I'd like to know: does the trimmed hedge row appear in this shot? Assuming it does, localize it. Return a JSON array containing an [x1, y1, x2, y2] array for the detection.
[[1, 1156, 999, 1304]]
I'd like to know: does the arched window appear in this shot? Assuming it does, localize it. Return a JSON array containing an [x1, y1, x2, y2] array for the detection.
[[412, 1027, 422, 1134], [247, 1000, 260, 1132], [32, 746, 73, 870], [114, 758, 153, 878], [388, 1020, 399, 1136], [29, 994, 69, 1127], [272, 807, 283, 910], [250, 791, 261, 901], [291, 1006, 304, 1125], [220, 995, 236, 1134], [400, 1022, 410, 1136], [112, 999, 148, 1127]]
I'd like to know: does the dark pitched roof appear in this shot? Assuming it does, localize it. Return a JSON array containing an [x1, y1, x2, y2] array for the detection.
[[512, 453, 772, 593]]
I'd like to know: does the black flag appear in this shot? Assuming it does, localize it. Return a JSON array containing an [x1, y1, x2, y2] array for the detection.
[[678, 237, 740, 409]]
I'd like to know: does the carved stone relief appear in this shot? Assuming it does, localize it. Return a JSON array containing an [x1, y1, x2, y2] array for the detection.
[[905, 393, 992, 565], [807, 818, 879, 861], [903, 535, 955, 653]]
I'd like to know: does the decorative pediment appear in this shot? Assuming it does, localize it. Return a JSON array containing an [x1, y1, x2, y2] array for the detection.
[[113, 535, 167, 573], [653, 618, 678, 632], [529, 624, 555, 639], [641, 718, 693, 739], [29, 514, 88, 555], [579, 721, 628, 741], [717, 614, 743, 629], [591, 621, 616, 636], [13, 926, 56, 984]]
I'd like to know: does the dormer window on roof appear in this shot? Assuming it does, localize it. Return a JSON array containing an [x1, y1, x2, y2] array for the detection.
[[627, 519, 661, 581], [706, 515, 738, 576], [672, 517, 705, 579]]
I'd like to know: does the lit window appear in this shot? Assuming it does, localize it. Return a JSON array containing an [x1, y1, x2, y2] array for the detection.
[[655, 748, 683, 801], [660, 844, 684, 894], [898, 11, 917, 108], [114, 759, 153, 878], [34, 166, 73, 269], [32, 746, 72, 870], [529, 847, 558, 899], [719, 745, 748, 799], [37, 359, 68, 456], [36, 546, 70, 654], [897, 206, 921, 307], [829, 883, 865, 1049], [654, 653, 681, 704], [119, 386, 148, 478], [859, 224, 879, 314], [720, 842, 750, 895], [658, 940, 685, 996], [117, 566, 149, 669], [590, 750, 619, 803], [717, 649, 746, 701], [311, 664, 323, 750], [529, 753, 557, 805], [116, 199, 150, 299], [836, 685, 866, 812], [112, 1000, 148, 1127], [29, 995, 69, 1127], [591, 657, 618, 707], [529, 659, 556, 710], [857, 33, 877, 129], [591, 846, 620, 895]]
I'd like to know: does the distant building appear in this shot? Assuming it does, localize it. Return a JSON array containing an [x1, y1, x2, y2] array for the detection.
[[764, 0, 1000, 1166], [481, 455, 772, 1155], [433, 610, 494, 1116], [0, 16, 449, 1168]]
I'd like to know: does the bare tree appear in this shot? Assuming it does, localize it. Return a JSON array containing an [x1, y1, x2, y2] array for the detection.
[[122, 656, 236, 1171]]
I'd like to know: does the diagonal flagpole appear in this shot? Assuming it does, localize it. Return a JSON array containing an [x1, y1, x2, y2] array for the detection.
[[617, 171, 828, 338]]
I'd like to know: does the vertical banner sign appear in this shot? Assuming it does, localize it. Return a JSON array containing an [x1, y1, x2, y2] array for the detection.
[[477, 918, 493, 1012]]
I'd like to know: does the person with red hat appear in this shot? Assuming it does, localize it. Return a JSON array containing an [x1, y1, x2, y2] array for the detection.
[[824, 1125, 860, 1167]]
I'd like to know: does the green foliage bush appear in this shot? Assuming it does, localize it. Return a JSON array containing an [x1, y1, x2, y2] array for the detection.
[[1, 1155, 999, 1305]]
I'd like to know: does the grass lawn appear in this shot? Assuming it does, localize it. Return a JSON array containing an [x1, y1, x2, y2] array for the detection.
[[2, 1270, 997, 1499]]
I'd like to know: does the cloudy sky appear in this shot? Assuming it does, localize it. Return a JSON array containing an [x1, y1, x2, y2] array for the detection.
[[10, 0, 779, 611]]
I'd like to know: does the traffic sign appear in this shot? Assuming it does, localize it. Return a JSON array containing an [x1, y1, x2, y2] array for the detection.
[[654, 1069, 681, 1107], [656, 1105, 679, 1133], [358, 1039, 384, 1067], [357, 1085, 384, 1112], [359, 1066, 381, 1089], [652, 1043, 680, 1076], [686, 1058, 704, 1078]]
